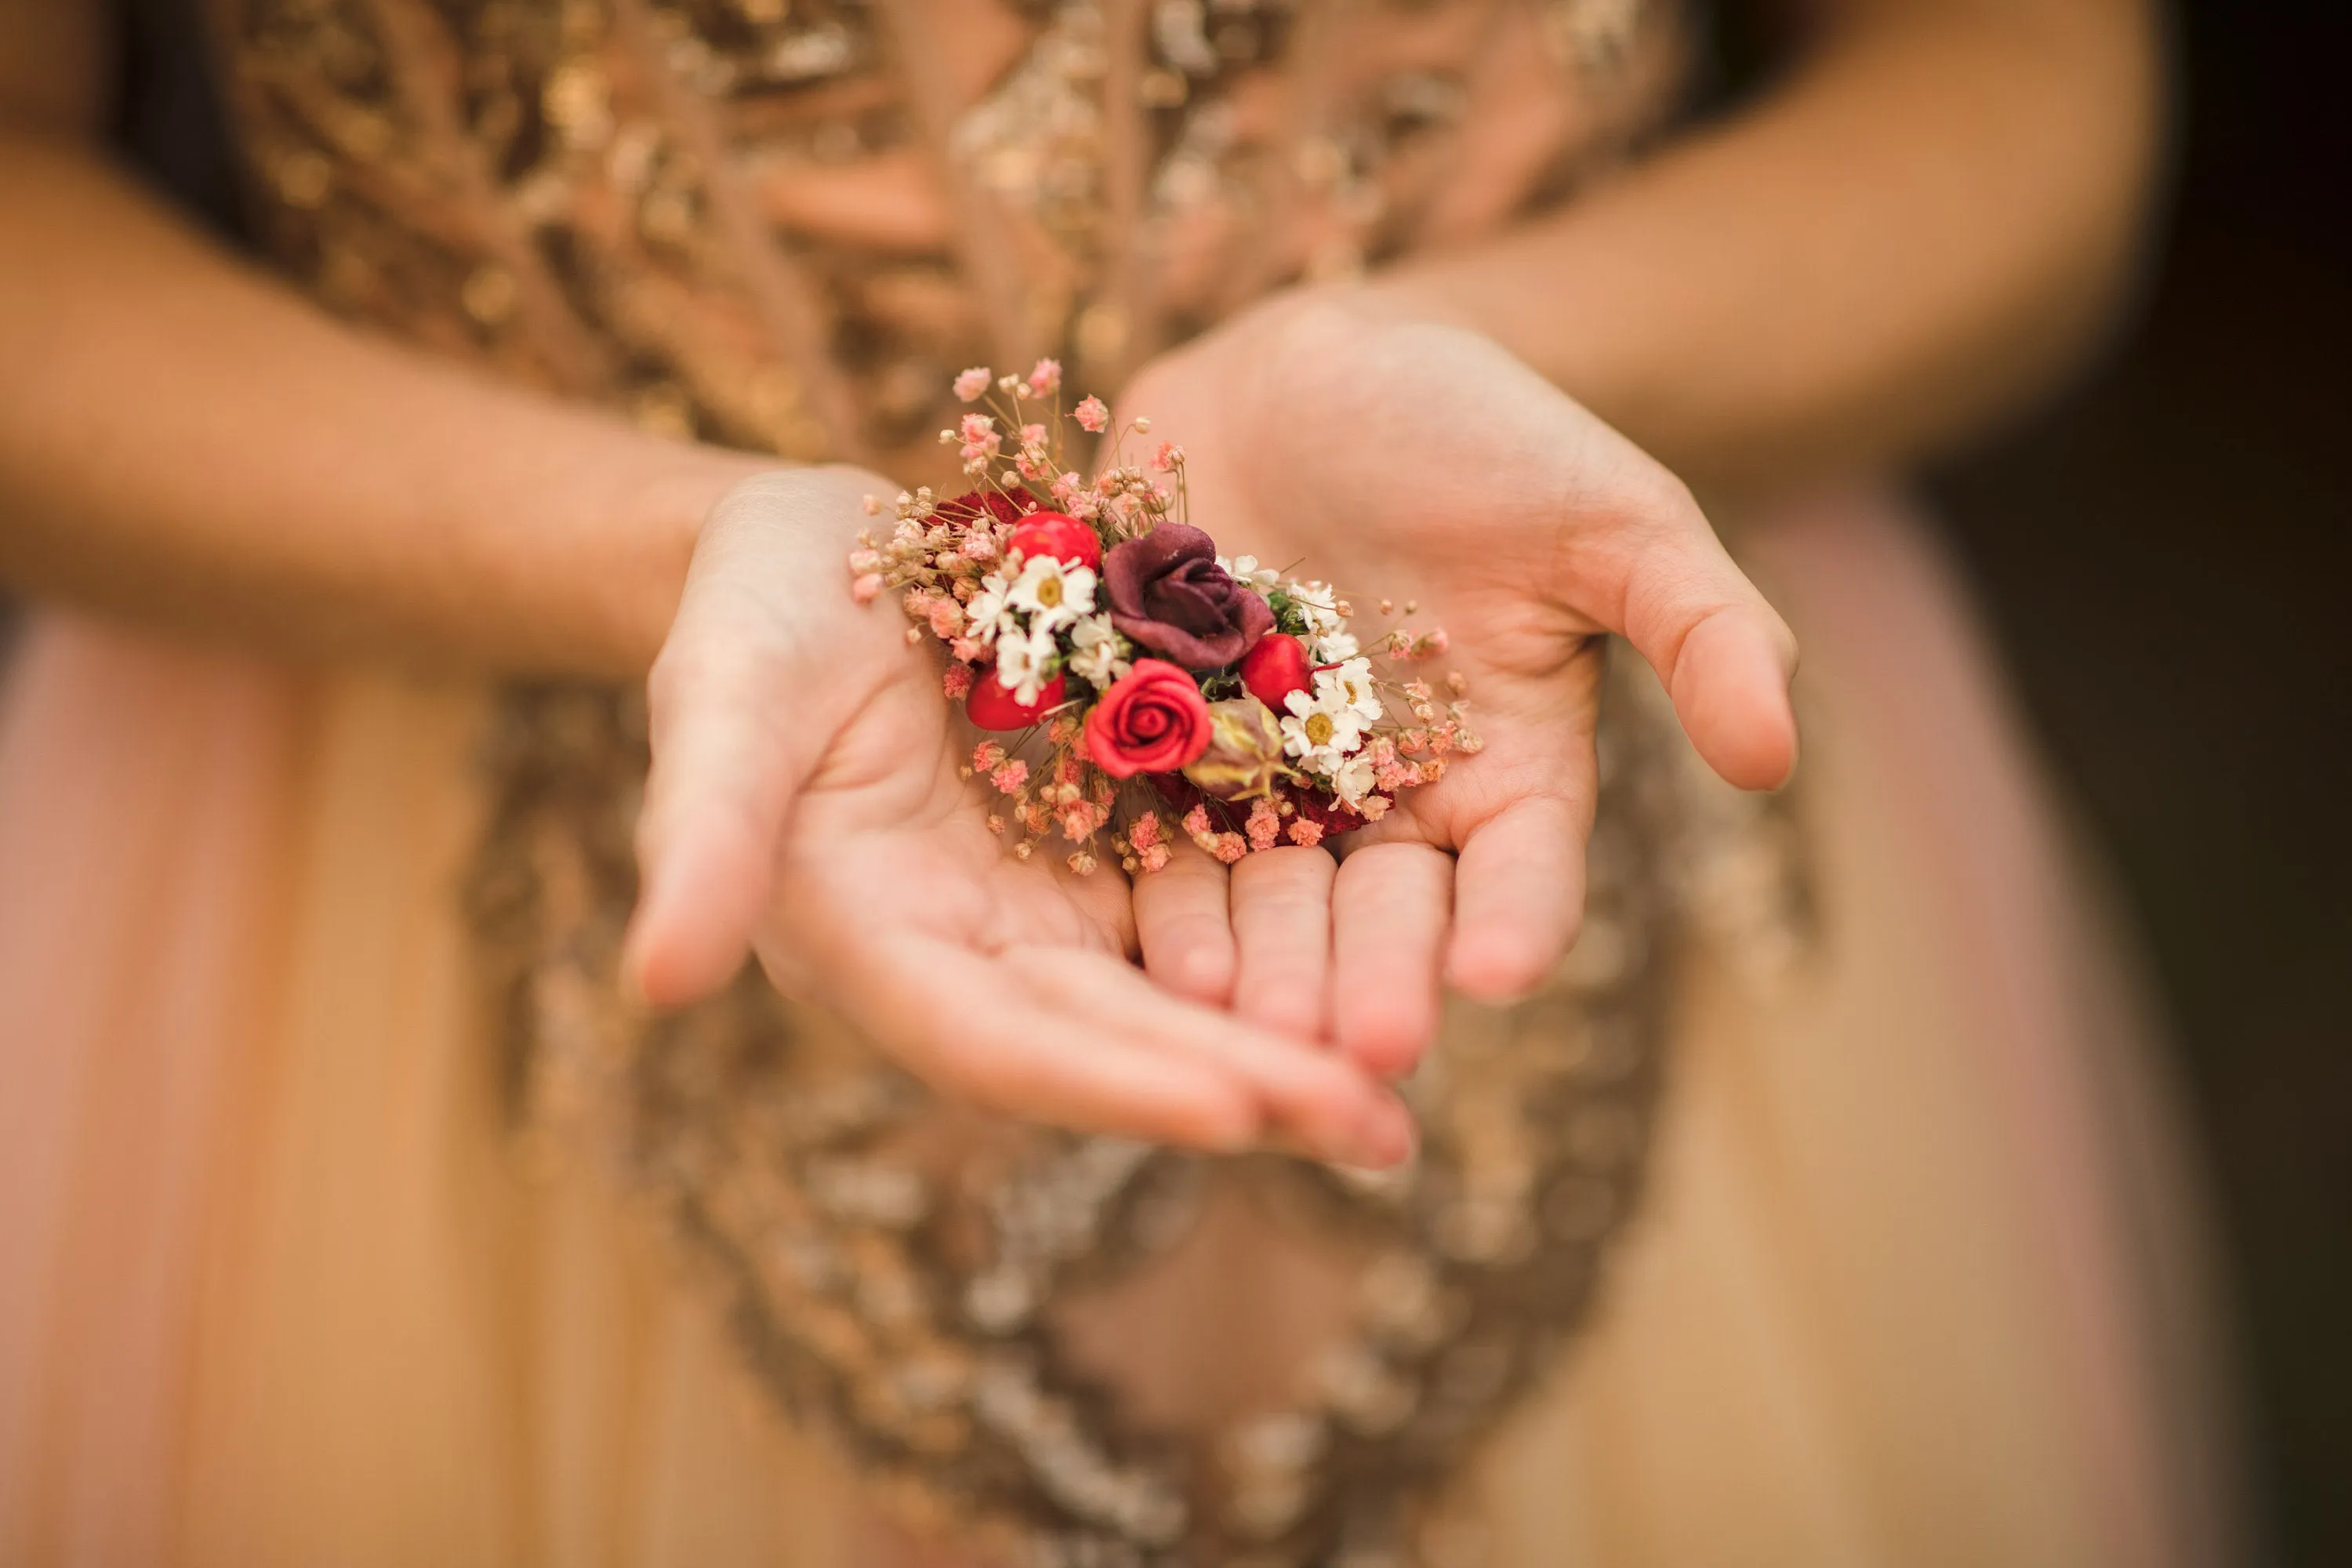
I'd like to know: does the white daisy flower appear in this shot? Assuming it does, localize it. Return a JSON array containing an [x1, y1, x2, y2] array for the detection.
[[964, 571, 1014, 645], [1005, 554, 1096, 633], [1316, 657, 1385, 722], [992, 622, 1061, 705], [1280, 685, 1369, 771], [1065, 614, 1131, 690], [1311, 629, 1362, 665], [1330, 752, 1378, 809], [1287, 579, 1345, 637], [1218, 554, 1283, 593]]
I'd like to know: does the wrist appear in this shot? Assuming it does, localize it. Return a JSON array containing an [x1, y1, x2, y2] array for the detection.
[[599, 445, 776, 677]]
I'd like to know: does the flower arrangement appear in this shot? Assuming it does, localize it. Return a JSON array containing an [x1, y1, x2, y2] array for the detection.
[[848, 361, 1479, 874]]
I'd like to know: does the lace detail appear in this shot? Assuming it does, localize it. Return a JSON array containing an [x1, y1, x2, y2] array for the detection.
[[203, 3, 1812, 1563], [465, 656, 1799, 1567]]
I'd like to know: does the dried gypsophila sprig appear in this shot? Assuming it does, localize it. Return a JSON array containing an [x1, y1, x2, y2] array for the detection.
[[848, 362, 1479, 873]]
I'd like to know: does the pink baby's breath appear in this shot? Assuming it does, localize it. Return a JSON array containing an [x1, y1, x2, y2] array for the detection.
[[852, 363, 1477, 880]]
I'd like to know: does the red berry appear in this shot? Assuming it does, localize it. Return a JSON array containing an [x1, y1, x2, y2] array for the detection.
[[1007, 511, 1102, 572], [1240, 632, 1312, 710], [965, 669, 1067, 731]]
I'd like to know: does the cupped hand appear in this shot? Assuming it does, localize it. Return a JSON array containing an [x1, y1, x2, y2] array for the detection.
[[1115, 296, 1798, 1074], [622, 466, 1412, 1167]]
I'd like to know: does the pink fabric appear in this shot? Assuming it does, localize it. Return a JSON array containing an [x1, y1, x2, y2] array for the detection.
[[0, 492, 2240, 1565], [0, 622, 301, 1564]]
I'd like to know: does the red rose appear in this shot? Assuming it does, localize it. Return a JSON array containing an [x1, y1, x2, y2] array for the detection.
[[967, 670, 1067, 731], [1240, 631, 1312, 710], [1083, 659, 1213, 779], [1007, 511, 1102, 572]]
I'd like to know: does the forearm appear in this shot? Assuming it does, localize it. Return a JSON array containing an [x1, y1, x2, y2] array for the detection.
[[0, 132, 771, 678], [1368, 0, 2163, 493]]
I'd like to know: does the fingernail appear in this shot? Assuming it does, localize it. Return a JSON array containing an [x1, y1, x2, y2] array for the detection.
[[618, 893, 662, 1008], [1328, 1100, 1414, 1171], [1371, 1104, 1418, 1168]]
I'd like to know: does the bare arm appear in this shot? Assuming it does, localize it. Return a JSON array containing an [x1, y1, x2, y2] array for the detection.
[[0, 5, 757, 678], [1371, 0, 2165, 492]]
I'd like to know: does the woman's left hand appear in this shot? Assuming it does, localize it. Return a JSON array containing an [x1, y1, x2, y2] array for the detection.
[[1116, 295, 1800, 1076]]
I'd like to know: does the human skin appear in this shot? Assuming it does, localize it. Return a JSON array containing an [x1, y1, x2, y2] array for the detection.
[[1116, 0, 2162, 1068], [0, 0, 2160, 1128]]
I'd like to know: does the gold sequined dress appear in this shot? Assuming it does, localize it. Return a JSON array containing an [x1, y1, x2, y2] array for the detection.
[[0, 2, 2239, 1565]]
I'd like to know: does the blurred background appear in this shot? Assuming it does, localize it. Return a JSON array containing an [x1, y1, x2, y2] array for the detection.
[[1924, 4, 2350, 1561], [9, 0, 2343, 1560]]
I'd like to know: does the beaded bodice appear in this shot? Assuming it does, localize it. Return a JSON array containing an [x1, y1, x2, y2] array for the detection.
[[200, 3, 1807, 1564], [211, 0, 1683, 470]]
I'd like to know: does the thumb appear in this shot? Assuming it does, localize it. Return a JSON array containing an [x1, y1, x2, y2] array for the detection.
[[1592, 480, 1799, 790], [623, 623, 820, 1007], [622, 474, 862, 1007]]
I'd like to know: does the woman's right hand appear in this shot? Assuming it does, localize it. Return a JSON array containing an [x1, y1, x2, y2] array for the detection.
[[622, 466, 1413, 1167]]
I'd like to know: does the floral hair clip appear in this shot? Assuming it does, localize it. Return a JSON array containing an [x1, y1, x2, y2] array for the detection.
[[849, 362, 1479, 874]]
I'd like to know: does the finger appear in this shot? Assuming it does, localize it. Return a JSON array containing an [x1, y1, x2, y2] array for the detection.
[[1446, 791, 1590, 1004], [1331, 841, 1454, 1077], [1599, 481, 1800, 790], [1131, 835, 1236, 1004], [1229, 846, 1339, 1041], [1007, 946, 1414, 1168], [859, 937, 1266, 1151]]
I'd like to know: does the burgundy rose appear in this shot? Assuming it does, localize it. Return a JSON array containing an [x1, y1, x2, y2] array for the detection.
[[1083, 659, 1213, 779], [1102, 524, 1274, 670]]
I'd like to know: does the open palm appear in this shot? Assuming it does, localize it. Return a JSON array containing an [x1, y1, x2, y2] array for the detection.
[[625, 468, 1410, 1166], [1116, 297, 1798, 1074]]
